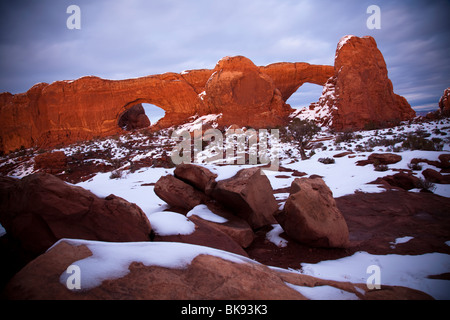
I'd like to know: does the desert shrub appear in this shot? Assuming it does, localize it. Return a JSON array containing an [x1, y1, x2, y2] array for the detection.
[[407, 162, 422, 171], [417, 177, 436, 192], [374, 164, 389, 172], [364, 121, 379, 131], [335, 131, 354, 144], [109, 170, 123, 179], [402, 133, 438, 151], [432, 128, 442, 135], [110, 158, 123, 169], [318, 157, 335, 164], [414, 128, 431, 138], [286, 118, 320, 160]]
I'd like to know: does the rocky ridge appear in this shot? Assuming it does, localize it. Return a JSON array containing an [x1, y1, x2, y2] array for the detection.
[[0, 35, 415, 154]]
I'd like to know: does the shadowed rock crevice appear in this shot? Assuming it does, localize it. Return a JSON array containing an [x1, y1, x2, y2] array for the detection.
[[118, 103, 150, 131]]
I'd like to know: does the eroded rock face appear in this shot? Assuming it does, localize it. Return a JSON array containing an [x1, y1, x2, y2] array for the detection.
[[0, 36, 414, 153], [311, 35, 415, 130], [0, 173, 152, 257], [0, 57, 332, 154], [205, 56, 293, 128], [118, 103, 150, 130], [275, 177, 349, 248], [154, 174, 209, 211], [173, 163, 218, 194], [211, 167, 278, 229], [439, 87, 450, 116]]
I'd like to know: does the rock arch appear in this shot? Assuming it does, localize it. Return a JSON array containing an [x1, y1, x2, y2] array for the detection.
[[259, 62, 334, 102], [0, 58, 333, 153], [0, 36, 415, 153]]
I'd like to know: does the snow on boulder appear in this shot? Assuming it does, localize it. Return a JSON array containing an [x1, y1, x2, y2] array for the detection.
[[147, 211, 195, 236], [3, 239, 306, 300], [187, 203, 255, 248], [4, 239, 434, 300]]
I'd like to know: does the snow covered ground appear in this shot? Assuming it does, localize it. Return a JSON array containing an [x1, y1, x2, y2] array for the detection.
[[1, 117, 450, 299], [295, 251, 450, 300]]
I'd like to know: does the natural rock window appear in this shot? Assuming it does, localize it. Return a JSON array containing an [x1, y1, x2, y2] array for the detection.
[[286, 83, 324, 110], [141, 103, 166, 125]]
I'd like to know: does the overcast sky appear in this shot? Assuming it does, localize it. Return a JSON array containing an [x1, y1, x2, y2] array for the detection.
[[0, 0, 449, 112]]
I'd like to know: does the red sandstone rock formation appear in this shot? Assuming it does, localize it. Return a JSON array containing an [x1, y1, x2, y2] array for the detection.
[[275, 177, 349, 248], [0, 35, 414, 153], [0, 57, 332, 154], [439, 87, 450, 116], [0, 173, 152, 257], [118, 103, 150, 130], [205, 56, 292, 128], [4, 239, 432, 300], [299, 35, 415, 130], [260, 62, 334, 101], [211, 167, 278, 230], [34, 151, 68, 174]]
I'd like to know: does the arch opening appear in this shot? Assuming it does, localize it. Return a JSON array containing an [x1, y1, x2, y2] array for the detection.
[[142, 103, 166, 126], [285, 83, 324, 111]]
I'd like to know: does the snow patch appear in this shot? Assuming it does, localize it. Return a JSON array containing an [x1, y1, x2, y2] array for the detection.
[[148, 211, 195, 236], [187, 204, 228, 223], [266, 224, 288, 248], [336, 35, 355, 53], [298, 251, 450, 300], [56, 239, 256, 290], [285, 282, 360, 300], [390, 236, 414, 249], [175, 113, 222, 134], [0, 223, 6, 237]]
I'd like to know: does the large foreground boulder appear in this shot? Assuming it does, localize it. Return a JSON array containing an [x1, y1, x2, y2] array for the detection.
[[0, 173, 152, 257], [422, 169, 450, 184], [154, 174, 209, 211], [3, 240, 305, 300], [3, 239, 432, 300], [187, 203, 255, 248], [174, 163, 217, 194], [275, 178, 349, 248], [211, 167, 278, 229]]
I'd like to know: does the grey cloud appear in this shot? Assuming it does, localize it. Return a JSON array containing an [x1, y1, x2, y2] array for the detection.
[[0, 0, 449, 112]]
